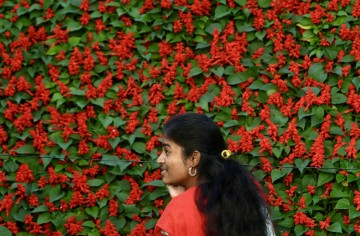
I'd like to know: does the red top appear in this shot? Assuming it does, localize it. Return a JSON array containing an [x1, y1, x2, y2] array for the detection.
[[155, 187, 206, 236]]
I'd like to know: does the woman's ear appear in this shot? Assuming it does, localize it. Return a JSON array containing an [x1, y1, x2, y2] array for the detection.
[[190, 151, 201, 167]]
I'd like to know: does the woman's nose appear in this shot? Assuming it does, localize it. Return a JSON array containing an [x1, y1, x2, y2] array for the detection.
[[157, 151, 165, 164]]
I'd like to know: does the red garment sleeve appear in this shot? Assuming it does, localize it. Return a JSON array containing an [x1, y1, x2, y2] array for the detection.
[[154, 187, 205, 236]]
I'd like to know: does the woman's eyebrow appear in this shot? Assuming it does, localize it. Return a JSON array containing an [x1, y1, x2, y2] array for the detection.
[[162, 143, 170, 148]]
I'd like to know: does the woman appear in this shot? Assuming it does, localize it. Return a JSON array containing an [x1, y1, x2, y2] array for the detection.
[[155, 113, 275, 236]]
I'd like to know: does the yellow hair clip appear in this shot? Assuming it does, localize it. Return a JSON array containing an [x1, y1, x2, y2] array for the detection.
[[221, 150, 232, 159]]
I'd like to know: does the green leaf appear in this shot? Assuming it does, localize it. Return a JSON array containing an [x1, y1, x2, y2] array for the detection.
[[37, 212, 51, 224], [118, 161, 132, 172], [82, 220, 96, 228], [228, 70, 255, 85], [317, 172, 334, 186], [298, 107, 313, 120], [258, 0, 271, 8], [144, 180, 165, 187], [49, 185, 65, 202], [327, 222, 342, 233], [205, 23, 222, 34], [0, 226, 12, 236], [294, 225, 307, 235], [91, 98, 105, 107], [277, 217, 294, 228], [68, 37, 81, 46], [294, 159, 310, 173], [214, 5, 231, 20], [272, 147, 283, 158], [330, 184, 350, 198], [340, 55, 355, 63], [132, 142, 146, 153], [255, 31, 266, 40], [271, 169, 284, 182], [149, 188, 169, 200], [334, 198, 350, 209], [212, 67, 225, 78], [109, 137, 121, 150], [123, 204, 141, 216], [88, 179, 105, 187], [69, 0, 82, 7], [63, 18, 82, 31], [43, 0, 54, 9], [69, 88, 86, 96], [188, 66, 203, 77], [329, 126, 344, 135], [302, 174, 317, 187], [257, 91, 268, 103], [100, 154, 119, 167], [32, 205, 49, 213], [331, 93, 347, 104], [46, 45, 61, 55], [145, 218, 158, 230], [324, 47, 338, 60], [15, 145, 35, 154], [349, 206, 360, 219], [308, 63, 327, 82], [4, 160, 19, 172], [352, 77, 360, 90], [99, 113, 113, 128], [85, 207, 99, 219]]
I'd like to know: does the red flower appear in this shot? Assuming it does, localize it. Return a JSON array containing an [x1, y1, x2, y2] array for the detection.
[[0, 125, 8, 145], [319, 217, 331, 230], [69, 191, 85, 209], [160, 0, 171, 8], [0, 193, 14, 217], [126, 111, 140, 134], [16, 163, 35, 183], [48, 166, 69, 186], [51, 24, 69, 44], [72, 171, 90, 193], [85, 192, 97, 207], [28, 194, 39, 207], [353, 0, 360, 17], [148, 84, 165, 105], [307, 185, 315, 195], [297, 196, 306, 209], [345, 138, 357, 159], [173, 19, 183, 33], [214, 81, 235, 106], [6, 221, 19, 234], [125, 177, 143, 204], [80, 0, 90, 11], [64, 216, 83, 235], [96, 184, 110, 200], [100, 220, 120, 236], [95, 18, 106, 32], [260, 157, 273, 173], [190, 0, 211, 16], [128, 221, 146, 236], [108, 199, 119, 216], [293, 212, 316, 228]]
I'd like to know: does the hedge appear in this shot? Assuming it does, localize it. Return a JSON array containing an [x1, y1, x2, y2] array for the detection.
[[0, 0, 360, 235]]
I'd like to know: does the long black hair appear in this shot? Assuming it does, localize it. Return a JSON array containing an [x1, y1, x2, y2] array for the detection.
[[163, 113, 270, 236]]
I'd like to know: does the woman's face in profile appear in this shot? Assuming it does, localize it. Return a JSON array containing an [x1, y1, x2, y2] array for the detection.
[[157, 138, 193, 188]]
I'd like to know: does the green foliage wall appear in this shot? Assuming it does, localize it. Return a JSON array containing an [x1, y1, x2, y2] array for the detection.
[[0, 0, 360, 235]]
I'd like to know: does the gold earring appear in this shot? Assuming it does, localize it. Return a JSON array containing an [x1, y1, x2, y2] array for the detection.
[[188, 167, 197, 177], [221, 150, 232, 159]]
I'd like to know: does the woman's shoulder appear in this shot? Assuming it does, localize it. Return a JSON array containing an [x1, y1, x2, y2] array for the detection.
[[166, 186, 197, 209], [155, 186, 205, 236]]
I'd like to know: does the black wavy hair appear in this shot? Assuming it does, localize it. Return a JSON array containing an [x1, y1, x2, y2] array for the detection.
[[163, 113, 270, 236]]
